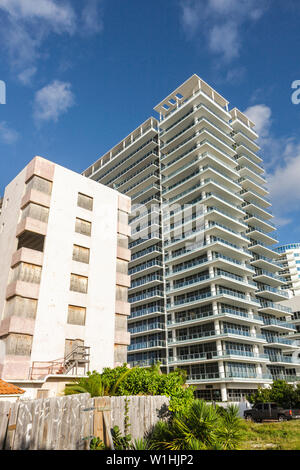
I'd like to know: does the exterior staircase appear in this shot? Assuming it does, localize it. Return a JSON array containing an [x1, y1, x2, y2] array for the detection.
[[29, 345, 90, 380]]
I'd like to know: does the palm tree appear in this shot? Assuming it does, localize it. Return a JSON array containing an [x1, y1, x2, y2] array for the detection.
[[148, 400, 242, 450], [64, 368, 135, 397]]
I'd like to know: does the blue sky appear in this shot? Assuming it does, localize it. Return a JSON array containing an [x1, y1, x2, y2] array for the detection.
[[0, 0, 300, 245]]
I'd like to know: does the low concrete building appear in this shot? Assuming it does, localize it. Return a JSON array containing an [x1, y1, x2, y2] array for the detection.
[[0, 156, 131, 397]]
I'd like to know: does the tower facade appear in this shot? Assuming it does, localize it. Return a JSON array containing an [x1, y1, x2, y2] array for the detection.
[[84, 75, 300, 401]]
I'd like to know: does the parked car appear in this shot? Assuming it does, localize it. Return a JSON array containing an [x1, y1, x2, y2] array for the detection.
[[244, 402, 300, 422]]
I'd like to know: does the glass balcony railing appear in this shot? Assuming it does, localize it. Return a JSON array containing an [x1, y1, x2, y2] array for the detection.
[[268, 355, 300, 364], [129, 232, 161, 249], [129, 259, 163, 276], [130, 305, 165, 319], [112, 156, 159, 188], [129, 323, 165, 334], [223, 349, 268, 360], [257, 285, 289, 298], [129, 289, 164, 303], [99, 137, 158, 181], [128, 340, 166, 351], [131, 245, 162, 261], [259, 301, 292, 314], [127, 358, 167, 367], [261, 318, 296, 330], [130, 275, 163, 290], [187, 373, 220, 381]]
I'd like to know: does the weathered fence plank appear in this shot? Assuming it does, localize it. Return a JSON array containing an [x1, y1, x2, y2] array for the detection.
[[1, 394, 169, 449], [0, 401, 11, 449], [4, 401, 20, 449]]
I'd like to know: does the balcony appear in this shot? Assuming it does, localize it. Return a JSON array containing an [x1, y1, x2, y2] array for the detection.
[[128, 339, 166, 352], [263, 336, 296, 348], [94, 134, 158, 182], [260, 317, 296, 332], [129, 289, 164, 306], [186, 372, 272, 383], [129, 259, 163, 278], [249, 241, 279, 259], [129, 305, 165, 321], [129, 274, 163, 293], [168, 327, 265, 346], [130, 245, 162, 264], [258, 301, 292, 316], [256, 285, 289, 302], [127, 358, 167, 367], [129, 322, 165, 336]]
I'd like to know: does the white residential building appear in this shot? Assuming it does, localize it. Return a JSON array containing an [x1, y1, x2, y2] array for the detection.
[[0, 156, 131, 398], [84, 74, 300, 402], [274, 244, 300, 296]]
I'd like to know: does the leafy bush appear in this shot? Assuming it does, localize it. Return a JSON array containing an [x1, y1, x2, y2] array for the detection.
[[248, 380, 300, 408], [64, 363, 195, 412]]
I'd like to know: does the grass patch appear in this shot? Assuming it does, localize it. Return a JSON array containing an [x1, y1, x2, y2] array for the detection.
[[239, 419, 300, 450]]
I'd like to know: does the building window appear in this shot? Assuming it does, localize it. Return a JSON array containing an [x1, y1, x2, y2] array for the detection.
[[77, 193, 93, 211], [70, 273, 88, 293], [21, 202, 49, 223], [4, 296, 37, 320], [10, 262, 42, 284], [26, 175, 52, 195], [67, 305, 86, 326], [5, 334, 33, 356], [75, 218, 91, 236], [72, 245, 90, 264]]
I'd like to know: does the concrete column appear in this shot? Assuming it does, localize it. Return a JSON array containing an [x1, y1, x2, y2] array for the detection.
[[221, 383, 228, 402], [250, 325, 256, 336], [207, 249, 212, 261], [212, 301, 218, 316], [256, 363, 262, 376], [218, 360, 225, 379], [214, 319, 220, 334], [211, 283, 216, 296], [216, 339, 223, 356]]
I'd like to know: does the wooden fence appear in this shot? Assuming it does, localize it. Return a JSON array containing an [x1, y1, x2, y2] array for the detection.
[[0, 394, 169, 450]]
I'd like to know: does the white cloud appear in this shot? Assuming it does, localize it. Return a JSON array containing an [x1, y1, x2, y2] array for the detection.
[[81, 0, 103, 35], [0, 0, 103, 83], [243, 103, 300, 227], [0, 0, 76, 33], [180, 0, 267, 62], [209, 22, 239, 61], [17, 66, 37, 85], [243, 104, 272, 138], [0, 121, 19, 144], [33, 80, 75, 123], [267, 150, 300, 227]]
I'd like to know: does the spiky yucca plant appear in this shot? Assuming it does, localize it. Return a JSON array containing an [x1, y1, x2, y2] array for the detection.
[[148, 400, 242, 450]]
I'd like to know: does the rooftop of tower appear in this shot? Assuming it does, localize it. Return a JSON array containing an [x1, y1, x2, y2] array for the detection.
[[153, 74, 229, 118]]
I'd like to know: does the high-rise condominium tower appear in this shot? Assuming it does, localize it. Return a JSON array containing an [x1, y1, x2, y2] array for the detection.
[[275, 244, 300, 296], [84, 75, 300, 402]]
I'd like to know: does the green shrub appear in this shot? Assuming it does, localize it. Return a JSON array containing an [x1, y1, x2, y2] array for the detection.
[[64, 363, 195, 412], [148, 400, 242, 450], [248, 380, 300, 408]]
